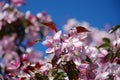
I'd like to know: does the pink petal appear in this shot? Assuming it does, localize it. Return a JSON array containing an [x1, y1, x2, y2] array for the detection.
[[42, 40, 52, 47], [53, 31, 62, 42], [12, 0, 25, 7], [61, 42, 67, 50], [46, 48, 55, 53], [73, 41, 83, 47], [3, 52, 20, 70], [74, 57, 81, 66]]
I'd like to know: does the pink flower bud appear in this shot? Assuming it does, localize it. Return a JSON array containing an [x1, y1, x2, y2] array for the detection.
[[7, 73, 13, 77], [41, 11, 46, 16], [22, 54, 27, 61]]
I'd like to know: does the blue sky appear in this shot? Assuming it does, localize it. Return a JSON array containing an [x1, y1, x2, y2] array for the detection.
[[19, 0, 120, 54], [20, 0, 120, 29]]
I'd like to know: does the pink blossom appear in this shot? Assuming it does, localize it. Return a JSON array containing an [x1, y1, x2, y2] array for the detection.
[[42, 36, 53, 47], [2, 51, 20, 70], [62, 37, 84, 49], [96, 49, 110, 65], [97, 48, 108, 58], [95, 72, 109, 80], [25, 11, 36, 23], [0, 35, 16, 56], [39, 63, 52, 74], [11, 0, 25, 7], [112, 38, 120, 52], [42, 31, 62, 53], [21, 54, 27, 61], [25, 25, 39, 46], [24, 48, 42, 63], [36, 11, 52, 22], [90, 29, 113, 44]]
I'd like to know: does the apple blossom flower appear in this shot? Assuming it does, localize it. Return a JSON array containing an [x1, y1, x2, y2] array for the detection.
[[42, 30, 62, 54], [39, 63, 52, 74], [112, 38, 120, 52], [2, 51, 20, 70], [95, 72, 109, 80], [0, 1, 120, 79], [11, 0, 25, 7]]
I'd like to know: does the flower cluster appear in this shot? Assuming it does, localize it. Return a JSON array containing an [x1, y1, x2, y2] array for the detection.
[[0, 0, 120, 80], [0, 0, 55, 80], [42, 24, 120, 80]]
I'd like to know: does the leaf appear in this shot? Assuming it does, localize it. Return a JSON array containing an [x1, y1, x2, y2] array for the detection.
[[44, 76, 49, 80], [53, 72, 64, 80], [41, 22, 57, 32], [52, 67, 59, 76], [109, 25, 120, 33], [76, 26, 90, 33], [110, 53, 114, 62], [35, 72, 49, 80], [97, 37, 111, 49], [117, 51, 120, 58], [98, 43, 110, 49], [102, 37, 111, 44], [35, 72, 43, 80]]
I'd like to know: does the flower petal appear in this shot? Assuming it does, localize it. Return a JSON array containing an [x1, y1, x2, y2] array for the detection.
[[46, 48, 55, 53]]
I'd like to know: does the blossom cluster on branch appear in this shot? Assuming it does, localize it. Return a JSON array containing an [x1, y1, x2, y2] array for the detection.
[[0, 0, 120, 80]]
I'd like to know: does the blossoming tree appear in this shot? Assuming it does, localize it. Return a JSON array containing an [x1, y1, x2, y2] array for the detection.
[[0, 0, 120, 80]]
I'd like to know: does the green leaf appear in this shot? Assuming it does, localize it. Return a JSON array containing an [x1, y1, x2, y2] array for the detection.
[[117, 51, 120, 58], [52, 67, 58, 76], [98, 43, 110, 49], [103, 37, 110, 44], [53, 72, 64, 80], [109, 25, 120, 33], [44, 76, 49, 80], [35, 72, 43, 80], [69, 69, 78, 80], [110, 53, 114, 62]]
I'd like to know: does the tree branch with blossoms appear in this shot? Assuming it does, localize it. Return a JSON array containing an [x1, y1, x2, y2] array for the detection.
[[0, 0, 120, 80]]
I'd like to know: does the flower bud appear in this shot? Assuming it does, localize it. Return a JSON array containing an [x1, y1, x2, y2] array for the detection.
[[22, 54, 27, 61], [7, 73, 13, 77]]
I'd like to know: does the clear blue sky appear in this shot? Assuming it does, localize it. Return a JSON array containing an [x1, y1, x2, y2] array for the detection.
[[19, 0, 120, 54], [20, 0, 120, 29]]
